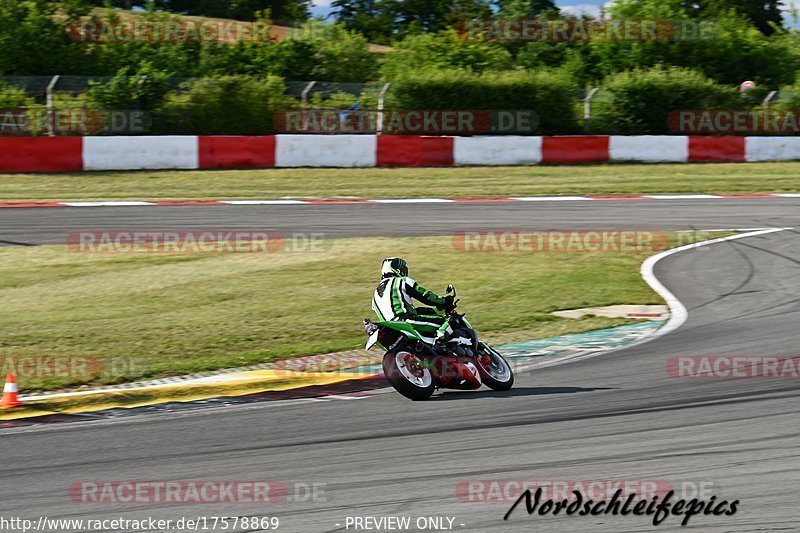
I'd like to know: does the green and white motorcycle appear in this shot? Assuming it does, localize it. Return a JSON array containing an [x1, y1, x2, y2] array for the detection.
[[363, 285, 514, 401]]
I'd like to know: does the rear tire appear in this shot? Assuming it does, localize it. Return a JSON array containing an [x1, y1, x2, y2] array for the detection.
[[383, 349, 435, 401], [477, 343, 514, 391]]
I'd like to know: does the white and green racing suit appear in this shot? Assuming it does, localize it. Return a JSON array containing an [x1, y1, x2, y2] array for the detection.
[[372, 275, 452, 344]]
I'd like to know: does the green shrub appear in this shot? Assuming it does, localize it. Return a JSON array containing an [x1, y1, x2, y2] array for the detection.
[[0, 83, 34, 108], [774, 73, 800, 109], [386, 68, 579, 134], [598, 66, 744, 134], [381, 29, 514, 79], [308, 89, 379, 110], [88, 62, 173, 110], [0, 83, 45, 136], [157, 75, 296, 135]]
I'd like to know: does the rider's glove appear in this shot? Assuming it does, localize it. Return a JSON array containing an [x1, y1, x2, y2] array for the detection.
[[443, 295, 456, 312]]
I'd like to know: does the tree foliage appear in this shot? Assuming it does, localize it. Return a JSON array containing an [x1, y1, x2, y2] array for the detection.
[[0, 0, 88, 75], [610, 0, 784, 35], [333, 0, 493, 41], [495, 0, 559, 19], [381, 29, 513, 78], [590, 11, 797, 85], [2, 0, 800, 137], [147, 0, 311, 24]]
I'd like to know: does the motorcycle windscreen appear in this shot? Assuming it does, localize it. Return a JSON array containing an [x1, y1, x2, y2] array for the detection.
[[365, 330, 380, 350]]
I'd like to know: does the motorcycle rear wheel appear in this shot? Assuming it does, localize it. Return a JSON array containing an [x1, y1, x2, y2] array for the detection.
[[383, 349, 435, 401]]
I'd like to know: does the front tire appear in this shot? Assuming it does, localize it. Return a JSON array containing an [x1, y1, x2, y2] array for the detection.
[[383, 349, 435, 401], [477, 343, 514, 391]]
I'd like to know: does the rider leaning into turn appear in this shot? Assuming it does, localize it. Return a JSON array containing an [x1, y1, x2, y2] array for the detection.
[[372, 258, 455, 344]]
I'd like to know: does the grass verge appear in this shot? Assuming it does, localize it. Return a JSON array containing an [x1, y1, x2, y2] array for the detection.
[[1, 163, 799, 202], [0, 233, 711, 392]]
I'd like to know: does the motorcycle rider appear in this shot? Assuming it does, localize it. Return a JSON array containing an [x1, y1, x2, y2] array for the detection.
[[372, 258, 455, 344]]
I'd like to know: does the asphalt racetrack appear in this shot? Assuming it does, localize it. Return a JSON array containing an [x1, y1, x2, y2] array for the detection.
[[1, 197, 800, 244], [1, 198, 799, 532]]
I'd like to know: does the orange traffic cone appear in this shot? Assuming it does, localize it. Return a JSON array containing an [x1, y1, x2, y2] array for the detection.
[[1, 374, 23, 408]]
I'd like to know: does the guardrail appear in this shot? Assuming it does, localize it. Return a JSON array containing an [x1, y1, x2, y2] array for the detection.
[[2, 134, 798, 173]]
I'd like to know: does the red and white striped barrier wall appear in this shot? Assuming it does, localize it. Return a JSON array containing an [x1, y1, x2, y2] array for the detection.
[[2, 135, 800, 172], [84, 136, 200, 170]]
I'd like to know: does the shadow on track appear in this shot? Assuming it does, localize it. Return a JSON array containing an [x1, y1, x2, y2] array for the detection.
[[431, 386, 613, 401]]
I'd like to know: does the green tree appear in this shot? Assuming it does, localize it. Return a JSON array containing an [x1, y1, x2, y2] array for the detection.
[[291, 21, 379, 81], [701, 0, 783, 35], [386, 0, 492, 34], [333, 0, 493, 41], [495, 0, 559, 19], [152, 0, 311, 24], [0, 0, 89, 75], [331, 0, 396, 43], [611, 0, 784, 35], [590, 11, 798, 86], [381, 29, 513, 78]]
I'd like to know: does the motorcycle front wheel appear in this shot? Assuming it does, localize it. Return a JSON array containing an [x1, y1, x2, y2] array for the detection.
[[383, 349, 435, 401], [477, 343, 514, 391]]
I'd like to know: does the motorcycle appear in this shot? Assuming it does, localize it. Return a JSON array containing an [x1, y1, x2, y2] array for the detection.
[[363, 285, 514, 401]]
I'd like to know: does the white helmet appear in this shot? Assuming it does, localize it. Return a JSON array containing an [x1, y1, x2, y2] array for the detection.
[[381, 257, 408, 278]]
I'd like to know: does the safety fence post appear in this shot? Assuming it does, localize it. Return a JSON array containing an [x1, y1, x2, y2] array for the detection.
[[377, 83, 391, 135], [583, 87, 599, 132], [46, 75, 61, 137]]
